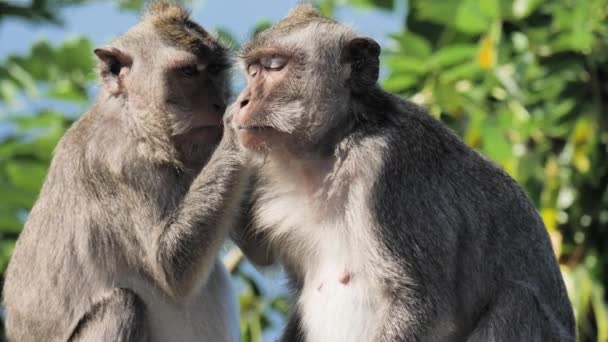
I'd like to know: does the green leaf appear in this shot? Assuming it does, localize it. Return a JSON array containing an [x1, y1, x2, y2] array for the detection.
[[442, 62, 481, 83], [413, 0, 497, 34], [480, 121, 512, 162], [4, 161, 48, 194], [48, 79, 88, 101], [427, 44, 477, 69], [389, 32, 432, 59], [0, 185, 37, 209], [383, 74, 419, 92], [0, 207, 22, 233], [348, 0, 394, 11], [7, 63, 39, 98], [25, 40, 55, 80], [592, 285, 608, 342], [54, 37, 95, 76], [0, 240, 16, 274], [385, 55, 427, 75], [115, 0, 147, 11], [0, 79, 18, 104]]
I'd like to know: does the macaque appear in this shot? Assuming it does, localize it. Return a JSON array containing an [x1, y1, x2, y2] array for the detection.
[[231, 5, 575, 342], [3, 3, 244, 341]]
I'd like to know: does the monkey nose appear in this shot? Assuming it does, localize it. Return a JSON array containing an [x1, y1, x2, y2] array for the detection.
[[239, 98, 250, 108]]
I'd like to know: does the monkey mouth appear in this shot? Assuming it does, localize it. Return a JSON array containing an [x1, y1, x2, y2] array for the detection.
[[237, 125, 274, 132]]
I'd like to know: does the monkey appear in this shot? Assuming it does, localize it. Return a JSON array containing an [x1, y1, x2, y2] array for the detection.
[[2, 3, 245, 341], [229, 5, 576, 342]]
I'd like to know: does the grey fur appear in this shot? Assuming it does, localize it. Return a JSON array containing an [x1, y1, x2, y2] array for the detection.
[[232, 5, 575, 342], [3, 4, 243, 341]]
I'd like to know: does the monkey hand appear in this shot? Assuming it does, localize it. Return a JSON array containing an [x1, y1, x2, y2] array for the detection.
[[218, 109, 250, 165]]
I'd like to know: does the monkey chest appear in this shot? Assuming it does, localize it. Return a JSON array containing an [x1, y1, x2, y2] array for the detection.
[[256, 191, 389, 341], [297, 233, 389, 342]]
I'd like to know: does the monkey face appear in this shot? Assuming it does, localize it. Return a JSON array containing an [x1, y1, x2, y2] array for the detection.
[[231, 50, 299, 152], [94, 13, 231, 150], [231, 15, 381, 157], [162, 47, 230, 146]]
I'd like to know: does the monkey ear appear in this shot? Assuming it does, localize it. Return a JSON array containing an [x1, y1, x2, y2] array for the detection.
[[341, 37, 381, 92], [94, 47, 132, 96]]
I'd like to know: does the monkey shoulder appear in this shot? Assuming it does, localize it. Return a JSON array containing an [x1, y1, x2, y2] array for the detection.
[[360, 99, 547, 259]]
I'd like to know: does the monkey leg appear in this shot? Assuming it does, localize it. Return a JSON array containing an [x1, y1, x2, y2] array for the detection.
[[466, 285, 574, 342], [67, 288, 148, 342]]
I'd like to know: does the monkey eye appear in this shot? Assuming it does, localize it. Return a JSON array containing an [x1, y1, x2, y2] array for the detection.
[[179, 64, 200, 77], [260, 55, 288, 70]]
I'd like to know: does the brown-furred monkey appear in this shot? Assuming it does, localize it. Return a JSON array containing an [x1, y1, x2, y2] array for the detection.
[[3, 3, 244, 342], [230, 5, 575, 342]]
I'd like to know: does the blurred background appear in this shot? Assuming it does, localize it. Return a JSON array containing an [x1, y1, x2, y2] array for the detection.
[[0, 0, 606, 341]]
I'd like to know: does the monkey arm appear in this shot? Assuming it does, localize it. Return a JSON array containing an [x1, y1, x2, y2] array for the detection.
[[230, 175, 276, 267], [154, 135, 245, 301], [465, 283, 575, 342]]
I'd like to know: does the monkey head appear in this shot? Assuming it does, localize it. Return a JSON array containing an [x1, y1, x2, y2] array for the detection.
[[94, 2, 231, 153], [231, 5, 380, 157]]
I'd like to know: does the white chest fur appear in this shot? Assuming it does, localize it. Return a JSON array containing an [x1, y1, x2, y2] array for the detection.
[[255, 181, 389, 342], [299, 230, 388, 342]]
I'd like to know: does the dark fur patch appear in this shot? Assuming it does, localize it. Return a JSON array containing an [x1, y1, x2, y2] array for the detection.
[[147, 1, 224, 58]]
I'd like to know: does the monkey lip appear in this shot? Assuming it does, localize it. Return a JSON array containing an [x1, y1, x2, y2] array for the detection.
[[236, 125, 274, 132]]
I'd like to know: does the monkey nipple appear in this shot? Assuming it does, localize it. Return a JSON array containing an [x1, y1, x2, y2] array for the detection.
[[338, 271, 352, 285]]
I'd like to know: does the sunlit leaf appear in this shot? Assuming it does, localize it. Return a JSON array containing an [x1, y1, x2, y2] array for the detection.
[[478, 36, 495, 70], [541, 208, 558, 232], [592, 286, 608, 342]]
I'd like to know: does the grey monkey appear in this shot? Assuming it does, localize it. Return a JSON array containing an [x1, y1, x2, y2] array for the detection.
[[3, 3, 245, 341], [230, 5, 575, 342]]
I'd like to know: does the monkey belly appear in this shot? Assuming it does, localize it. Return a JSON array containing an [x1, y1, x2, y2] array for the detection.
[[127, 259, 239, 342]]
